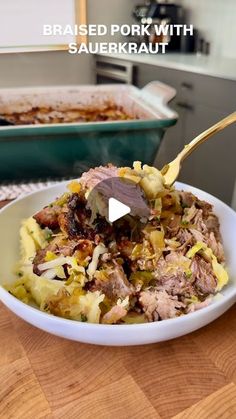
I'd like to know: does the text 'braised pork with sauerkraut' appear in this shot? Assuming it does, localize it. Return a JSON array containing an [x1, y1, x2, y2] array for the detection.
[[7, 162, 229, 324]]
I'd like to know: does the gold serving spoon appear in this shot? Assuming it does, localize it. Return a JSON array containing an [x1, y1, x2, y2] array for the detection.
[[161, 111, 236, 186]]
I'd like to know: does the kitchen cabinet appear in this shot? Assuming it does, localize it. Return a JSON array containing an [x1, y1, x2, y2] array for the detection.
[[136, 63, 236, 205], [178, 104, 235, 204], [94, 55, 236, 204]]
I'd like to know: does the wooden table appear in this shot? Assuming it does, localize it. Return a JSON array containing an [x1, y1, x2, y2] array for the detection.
[[0, 200, 236, 419]]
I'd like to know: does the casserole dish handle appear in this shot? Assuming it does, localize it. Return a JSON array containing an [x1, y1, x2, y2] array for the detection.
[[141, 81, 178, 119], [142, 81, 176, 104]]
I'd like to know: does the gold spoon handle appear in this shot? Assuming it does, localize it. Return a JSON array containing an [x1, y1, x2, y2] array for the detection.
[[177, 111, 236, 163]]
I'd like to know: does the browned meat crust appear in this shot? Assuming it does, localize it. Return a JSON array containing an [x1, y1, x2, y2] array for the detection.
[[33, 205, 61, 229], [180, 191, 212, 215], [32, 237, 80, 275], [191, 256, 217, 294], [2, 105, 136, 126], [58, 194, 96, 240], [94, 263, 134, 301]]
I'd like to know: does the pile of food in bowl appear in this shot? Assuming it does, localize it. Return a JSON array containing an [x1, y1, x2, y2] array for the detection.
[[6, 162, 228, 324]]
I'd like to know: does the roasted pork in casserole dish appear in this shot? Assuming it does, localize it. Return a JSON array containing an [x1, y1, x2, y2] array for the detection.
[[0, 82, 178, 182]]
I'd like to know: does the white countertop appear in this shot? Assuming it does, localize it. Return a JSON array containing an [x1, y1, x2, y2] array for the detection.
[[96, 52, 236, 82]]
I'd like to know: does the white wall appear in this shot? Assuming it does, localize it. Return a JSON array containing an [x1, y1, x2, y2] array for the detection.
[[0, 0, 74, 48], [180, 0, 236, 58]]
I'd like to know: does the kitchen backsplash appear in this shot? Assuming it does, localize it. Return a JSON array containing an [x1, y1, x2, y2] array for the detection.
[[180, 0, 236, 58]]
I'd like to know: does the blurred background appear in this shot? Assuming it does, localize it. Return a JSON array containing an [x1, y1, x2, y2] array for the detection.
[[0, 0, 235, 208]]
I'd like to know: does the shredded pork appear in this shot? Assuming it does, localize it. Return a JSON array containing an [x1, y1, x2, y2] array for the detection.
[[13, 162, 228, 324], [139, 290, 185, 321], [94, 263, 134, 301]]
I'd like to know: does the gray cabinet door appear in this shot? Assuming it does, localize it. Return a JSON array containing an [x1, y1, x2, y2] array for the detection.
[[178, 104, 236, 204], [155, 97, 186, 168], [137, 61, 236, 204]]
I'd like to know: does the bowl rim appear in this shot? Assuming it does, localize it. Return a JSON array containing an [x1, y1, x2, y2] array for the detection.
[[0, 180, 235, 330]]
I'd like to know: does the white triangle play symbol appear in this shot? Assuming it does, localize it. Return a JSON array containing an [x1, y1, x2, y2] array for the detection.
[[108, 197, 131, 223]]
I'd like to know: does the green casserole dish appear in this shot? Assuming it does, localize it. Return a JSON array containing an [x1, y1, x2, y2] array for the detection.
[[0, 82, 177, 182]]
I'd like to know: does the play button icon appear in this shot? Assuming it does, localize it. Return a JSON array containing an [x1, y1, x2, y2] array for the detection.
[[108, 197, 131, 223], [86, 175, 150, 223]]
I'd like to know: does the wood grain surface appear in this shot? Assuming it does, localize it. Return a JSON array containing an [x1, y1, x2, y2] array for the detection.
[[0, 200, 236, 419]]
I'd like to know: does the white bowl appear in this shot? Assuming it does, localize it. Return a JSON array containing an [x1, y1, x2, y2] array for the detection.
[[0, 182, 235, 346]]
